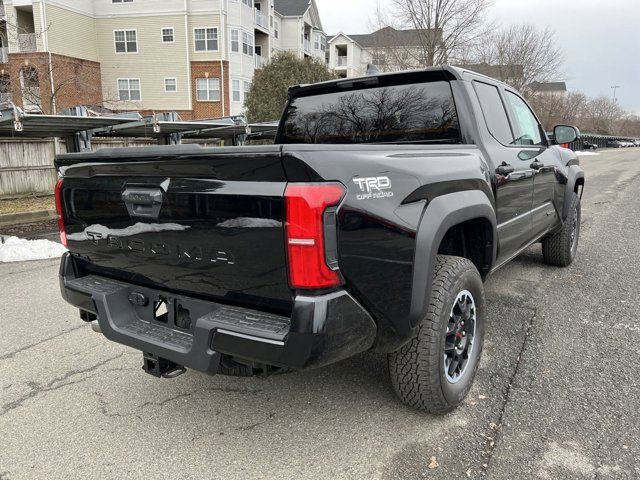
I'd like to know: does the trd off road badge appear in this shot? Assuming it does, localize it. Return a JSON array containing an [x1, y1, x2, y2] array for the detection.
[[353, 176, 394, 200]]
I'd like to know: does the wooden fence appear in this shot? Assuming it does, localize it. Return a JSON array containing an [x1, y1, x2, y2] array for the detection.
[[0, 138, 158, 197]]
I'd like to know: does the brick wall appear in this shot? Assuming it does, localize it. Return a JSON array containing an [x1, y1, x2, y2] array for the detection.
[[190, 61, 230, 119], [3, 53, 102, 114]]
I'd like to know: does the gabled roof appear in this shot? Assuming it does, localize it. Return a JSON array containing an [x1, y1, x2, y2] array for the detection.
[[274, 0, 311, 16], [529, 81, 568, 93], [330, 27, 442, 49]]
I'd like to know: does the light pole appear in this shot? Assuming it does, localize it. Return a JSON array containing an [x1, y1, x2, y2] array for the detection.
[[611, 85, 620, 102]]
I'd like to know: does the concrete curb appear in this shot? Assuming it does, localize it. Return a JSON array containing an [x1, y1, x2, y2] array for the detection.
[[0, 209, 57, 227]]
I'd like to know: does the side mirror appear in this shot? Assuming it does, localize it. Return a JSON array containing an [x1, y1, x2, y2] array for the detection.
[[553, 125, 580, 145]]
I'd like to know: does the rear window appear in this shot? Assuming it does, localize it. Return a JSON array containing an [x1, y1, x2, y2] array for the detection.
[[278, 80, 461, 144]]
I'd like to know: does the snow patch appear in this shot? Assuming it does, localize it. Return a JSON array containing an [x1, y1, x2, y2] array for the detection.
[[217, 217, 282, 228], [67, 222, 190, 242], [575, 151, 600, 156], [0, 236, 67, 263]]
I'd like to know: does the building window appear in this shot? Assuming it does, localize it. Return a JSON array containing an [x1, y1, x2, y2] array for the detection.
[[114, 29, 137, 53], [244, 81, 251, 98], [232, 79, 241, 102], [194, 28, 218, 52], [231, 29, 239, 52], [372, 52, 386, 66], [274, 21, 279, 39], [118, 78, 141, 101], [164, 77, 177, 92], [314, 35, 319, 50], [162, 27, 174, 43], [112, 0, 133, 3], [242, 31, 254, 56], [241, 0, 252, 6], [196, 77, 220, 101], [320, 36, 326, 52]]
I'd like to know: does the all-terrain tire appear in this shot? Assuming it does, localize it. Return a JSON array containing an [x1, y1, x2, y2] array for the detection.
[[388, 255, 486, 414], [542, 192, 581, 267]]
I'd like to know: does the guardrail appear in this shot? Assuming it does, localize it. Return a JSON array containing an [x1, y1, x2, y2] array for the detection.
[[255, 9, 269, 30], [18, 33, 37, 53], [337, 56, 347, 67]]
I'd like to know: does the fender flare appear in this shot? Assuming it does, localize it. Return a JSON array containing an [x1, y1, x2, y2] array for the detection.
[[408, 190, 497, 329], [563, 165, 585, 220]]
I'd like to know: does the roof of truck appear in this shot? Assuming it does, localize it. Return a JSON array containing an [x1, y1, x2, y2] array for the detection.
[[288, 65, 505, 96]]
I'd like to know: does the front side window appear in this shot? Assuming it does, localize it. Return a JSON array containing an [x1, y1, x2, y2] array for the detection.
[[196, 77, 220, 101], [114, 29, 137, 53], [274, 21, 279, 39], [162, 27, 174, 43], [279, 80, 461, 144], [195, 28, 218, 51], [118, 78, 141, 101], [474, 81, 514, 145], [505, 91, 545, 146]]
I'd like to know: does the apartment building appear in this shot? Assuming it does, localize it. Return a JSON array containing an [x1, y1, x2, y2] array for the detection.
[[0, 0, 326, 118], [327, 27, 442, 78]]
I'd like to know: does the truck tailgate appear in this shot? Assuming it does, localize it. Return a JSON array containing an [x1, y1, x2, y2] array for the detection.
[[57, 146, 292, 312]]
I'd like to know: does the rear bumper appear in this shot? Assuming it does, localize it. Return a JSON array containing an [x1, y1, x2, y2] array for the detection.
[[59, 253, 376, 374]]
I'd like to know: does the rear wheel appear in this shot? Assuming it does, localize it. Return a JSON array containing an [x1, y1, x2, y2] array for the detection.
[[542, 192, 581, 267], [388, 255, 485, 414]]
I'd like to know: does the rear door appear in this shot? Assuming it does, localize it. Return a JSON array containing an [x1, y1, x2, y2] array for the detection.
[[58, 146, 292, 313]]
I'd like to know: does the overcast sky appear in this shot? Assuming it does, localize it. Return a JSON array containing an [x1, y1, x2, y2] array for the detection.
[[317, 0, 640, 113]]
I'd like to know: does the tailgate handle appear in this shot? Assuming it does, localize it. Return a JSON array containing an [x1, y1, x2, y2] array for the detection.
[[122, 187, 164, 219]]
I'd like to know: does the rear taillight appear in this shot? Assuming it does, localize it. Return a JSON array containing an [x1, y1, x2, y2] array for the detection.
[[54, 178, 67, 247], [284, 183, 345, 289]]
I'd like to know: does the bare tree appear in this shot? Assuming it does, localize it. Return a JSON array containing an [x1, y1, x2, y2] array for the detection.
[[373, 0, 494, 66], [473, 24, 564, 92]]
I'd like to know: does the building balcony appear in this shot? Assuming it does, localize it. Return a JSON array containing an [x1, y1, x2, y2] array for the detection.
[[18, 33, 37, 52], [0, 47, 8, 63], [255, 8, 269, 32], [303, 39, 311, 53], [255, 54, 267, 69], [336, 56, 348, 67]]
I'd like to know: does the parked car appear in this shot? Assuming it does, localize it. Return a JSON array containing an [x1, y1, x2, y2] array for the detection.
[[633, 140, 640, 147], [55, 66, 585, 413], [607, 140, 624, 148], [582, 142, 598, 150]]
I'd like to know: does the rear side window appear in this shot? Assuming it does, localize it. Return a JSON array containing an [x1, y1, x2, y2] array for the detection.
[[474, 81, 514, 145], [279, 80, 461, 144]]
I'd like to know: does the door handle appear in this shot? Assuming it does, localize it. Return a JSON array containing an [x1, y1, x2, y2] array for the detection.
[[496, 162, 515, 175], [530, 161, 543, 170]]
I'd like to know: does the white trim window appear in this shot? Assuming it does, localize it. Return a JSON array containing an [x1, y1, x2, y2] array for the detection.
[[164, 77, 177, 92], [194, 27, 218, 52], [118, 78, 141, 101], [244, 81, 251, 99], [114, 29, 137, 53], [242, 31, 254, 56], [231, 79, 241, 102], [231, 29, 239, 53], [162, 27, 174, 43], [241, 0, 253, 6], [274, 20, 279, 39], [196, 77, 220, 102]]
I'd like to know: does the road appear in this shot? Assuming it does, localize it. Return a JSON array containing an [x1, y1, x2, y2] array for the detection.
[[1, 149, 639, 480]]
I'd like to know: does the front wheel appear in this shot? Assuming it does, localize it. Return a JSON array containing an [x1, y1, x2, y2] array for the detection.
[[542, 192, 581, 267], [388, 255, 486, 414]]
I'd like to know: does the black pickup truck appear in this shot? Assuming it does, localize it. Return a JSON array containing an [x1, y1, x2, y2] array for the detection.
[[56, 66, 584, 413]]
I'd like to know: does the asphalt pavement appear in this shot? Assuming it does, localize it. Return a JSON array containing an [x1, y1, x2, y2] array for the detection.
[[1, 148, 639, 479]]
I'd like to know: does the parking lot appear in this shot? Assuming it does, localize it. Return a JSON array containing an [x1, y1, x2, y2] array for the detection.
[[1, 148, 639, 480]]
